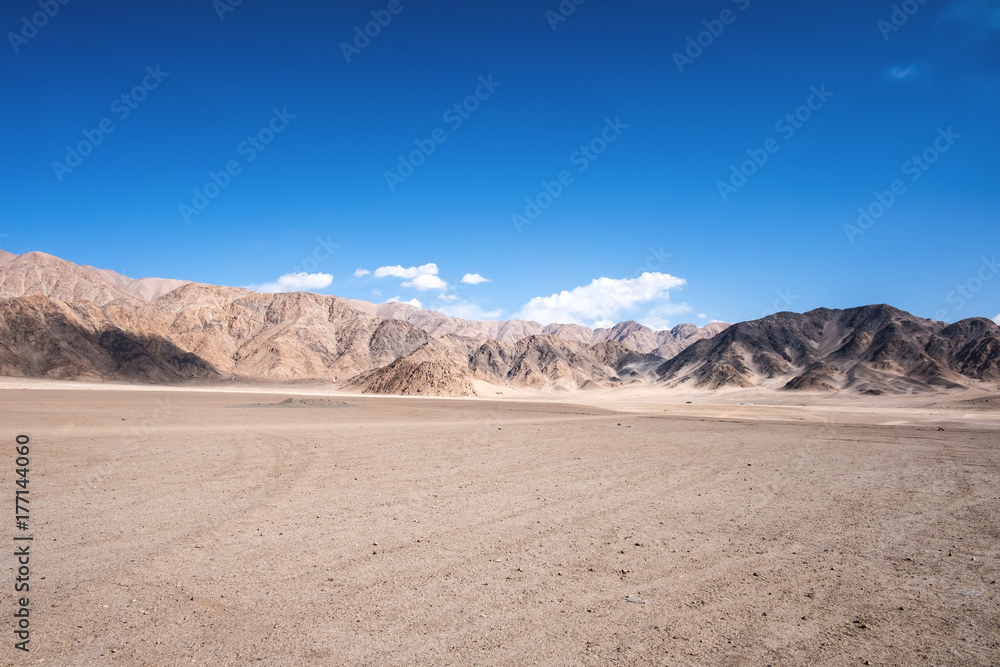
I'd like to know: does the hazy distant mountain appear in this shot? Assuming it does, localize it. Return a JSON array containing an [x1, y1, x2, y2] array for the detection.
[[656, 305, 1000, 394], [352, 298, 728, 352]]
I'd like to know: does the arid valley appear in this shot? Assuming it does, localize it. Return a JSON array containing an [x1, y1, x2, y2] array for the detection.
[[6, 1, 1000, 663]]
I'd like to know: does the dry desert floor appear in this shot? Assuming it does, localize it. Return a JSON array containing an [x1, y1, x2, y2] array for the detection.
[[2, 381, 999, 665]]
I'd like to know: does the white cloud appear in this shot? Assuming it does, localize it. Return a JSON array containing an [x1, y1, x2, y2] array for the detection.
[[353, 268, 371, 277], [437, 293, 459, 302], [373, 262, 448, 291], [888, 64, 918, 80], [517, 272, 687, 327], [386, 296, 422, 308], [247, 272, 333, 293], [436, 301, 504, 320], [402, 273, 448, 291], [993, 314, 1000, 325], [698, 313, 708, 320], [371, 289, 382, 296], [461, 273, 491, 285], [374, 263, 439, 279]]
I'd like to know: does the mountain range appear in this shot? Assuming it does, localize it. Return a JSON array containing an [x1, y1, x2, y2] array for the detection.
[[1, 250, 998, 396]]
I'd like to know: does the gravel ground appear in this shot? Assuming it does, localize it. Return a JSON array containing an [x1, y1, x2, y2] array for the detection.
[[3, 387, 998, 665]]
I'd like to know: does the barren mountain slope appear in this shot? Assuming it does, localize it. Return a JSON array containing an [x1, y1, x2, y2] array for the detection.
[[657, 305, 1000, 393], [469, 334, 663, 391], [91, 268, 189, 301], [0, 250, 190, 305], [0, 295, 218, 382], [357, 300, 544, 342], [128, 284, 430, 380], [653, 320, 732, 358], [349, 336, 480, 397], [588, 340, 667, 382], [353, 298, 727, 354], [355, 334, 669, 397], [0, 283, 435, 383], [0, 251, 144, 307]]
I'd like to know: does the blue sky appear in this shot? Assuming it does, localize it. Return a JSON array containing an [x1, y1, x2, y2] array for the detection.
[[2, 0, 999, 328]]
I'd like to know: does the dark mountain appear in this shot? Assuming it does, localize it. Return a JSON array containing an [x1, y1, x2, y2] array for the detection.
[[656, 305, 1000, 394]]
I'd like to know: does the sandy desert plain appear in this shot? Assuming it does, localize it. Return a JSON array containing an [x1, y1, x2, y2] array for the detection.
[[3, 379, 999, 666]]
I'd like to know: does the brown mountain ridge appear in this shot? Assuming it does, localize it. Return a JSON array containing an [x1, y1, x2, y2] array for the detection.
[[1, 250, 997, 396]]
